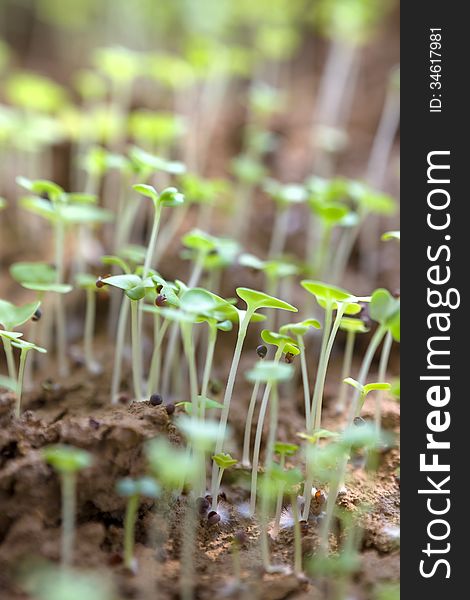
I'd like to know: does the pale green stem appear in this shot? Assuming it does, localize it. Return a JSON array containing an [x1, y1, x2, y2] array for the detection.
[[336, 330, 356, 413], [123, 494, 139, 570], [130, 300, 142, 402], [55, 220, 68, 377], [268, 205, 289, 259], [298, 336, 311, 431], [84, 289, 96, 372], [147, 315, 170, 397], [291, 493, 302, 575], [111, 296, 130, 404], [250, 345, 283, 516], [210, 310, 253, 502], [61, 471, 76, 568], [303, 304, 345, 520], [375, 331, 393, 433], [242, 378, 261, 468], [259, 383, 279, 569], [3, 338, 17, 381], [349, 326, 387, 423], [211, 467, 225, 511], [272, 452, 286, 538], [200, 324, 217, 418], [142, 204, 162, 278], [309, 304, 333, 432], [15, 348, 29, 417]]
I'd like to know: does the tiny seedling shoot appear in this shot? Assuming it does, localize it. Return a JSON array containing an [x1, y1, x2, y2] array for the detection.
[[116, 476, 161, 571], [42, 445, 92, 567]]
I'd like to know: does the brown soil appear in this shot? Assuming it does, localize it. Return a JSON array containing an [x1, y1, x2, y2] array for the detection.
[[0, 348, 399, 600]]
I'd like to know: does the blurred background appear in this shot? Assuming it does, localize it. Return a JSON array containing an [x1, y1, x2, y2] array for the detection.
[[0, 0, 399, 301]]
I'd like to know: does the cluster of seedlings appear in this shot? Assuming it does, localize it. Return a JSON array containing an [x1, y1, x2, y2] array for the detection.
[[0, 3, 399, 600]]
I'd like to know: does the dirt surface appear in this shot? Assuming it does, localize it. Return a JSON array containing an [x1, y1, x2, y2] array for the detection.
[[0, 347, 399, 600]]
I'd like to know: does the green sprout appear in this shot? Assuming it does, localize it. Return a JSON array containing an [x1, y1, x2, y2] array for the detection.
[[348, 289, 400, 425], [75, 274, 106, 374], [335, 316, 370, 414], [211, 453, 238, 510], [381, 230, 400, 242], [116, 476, 161, 571], [11, 339, 47, 416], [300, 281, 358, 519], [246, 330, 299, 515], [0, 299, 40, 381], [279, 319, 321, 431], [272, 442, 299, 539], [42, 445, 92, 567], [210, 290, 297, 508], [343, 378, 391, 417], [102, 273, 155, 402], [246, 360, 294, 570], [132, 183, 184, 277]]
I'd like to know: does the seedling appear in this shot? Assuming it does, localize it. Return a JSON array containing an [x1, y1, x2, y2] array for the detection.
[[0, 299, 40, 380], [132, 183, 184, 277], [116, 476, 161, 571], [343, 378, 391, 418], [348, 289, 400, 425], [272, 442, 299, 539], [335, 317, 370, 414], [42, 445, 92, 567], [211, 453, 238, 510], [242, 345, 268, 468], [245, 360, 294, 569], [76, 273, 106, 374], [381, 230, 400, 242], [279, 319, 321, 430], [210, 288, 297, 502], [102, 273, 155, 401], [11, 339, 47, 416], [300, 281, 358, 519]]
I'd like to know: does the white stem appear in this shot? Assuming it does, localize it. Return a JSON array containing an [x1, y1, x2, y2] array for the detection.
[[336, 331, 356, 413], [61, 471, 76, 568], [242, 378, 261, 467], [298, 337, 311, 431], [15, 349, 28, 417], [84, 289, 96, 372], [130, 300, 142, 402], [375, 331, 393, 433], [111, 296, 130, 404]]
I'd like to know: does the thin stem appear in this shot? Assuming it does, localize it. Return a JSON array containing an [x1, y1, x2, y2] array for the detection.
[[259, 383, 279, 570], [242, 378, 261, 468], [210, 311, 252, 501], [130, 300, 142, 402], [250, 346, 283, 516], [180, 493, 197, 600], [61, 471, 76, 568], [336, 330, 356, 413], [142, 204, 162, 278], [3, 337, 17, 381], [211, 467, 225, 512], [375, 331, 393, 433], [272, 452, 286, 538], [291, 494, 302, 576], [55, 220, 68, 378], [111, 296, 130, 404], [349, 326, 387, 423], [15, 349, 29, 417], [268, 205, 289, 259], [123, 494, 139, 570], [84, 289, 96, 372], [298, 337, 311, 431], [309, 304, 333, 432], [147, 315, 170, 397], [200, 324, 217, 416]]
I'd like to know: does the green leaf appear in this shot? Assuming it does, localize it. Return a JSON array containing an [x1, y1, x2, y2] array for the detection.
[[11, 339, 47, 353], [261, 329, 298, 352], [182, 229, 215, 252], [10, 262, 56, 286], [246, 360, 294, 383], [301, 280, 353, 305], [236, 287, 297, 313], [176, 396, 224, 416], [16, 176, 64, 199], [339, 317, 369, 334], [101, 274, 142, 291], [369, 289, 400, 328], [146, 438, 195, 488], [116, 476, 160, 498], [298, 429, 339, 444], [60, 204, 114, 224], [280, 318, 321, 337], [273, 442, 299, 456], [176, 416, 221, 450], [343, 377, 363, 393], [0, 299, 41, 330], [179, 288, 217, 314], [364, 382, 391, 395], [159, 186, 184, 207], [381, 230, 400, 242], [133, 183, 159, 205], [0, 330, 23, 341], [42, 444, 92, 473], [23, 283, 72, 294], [20, 196, 57, 222], [212, 452, 237, 469], [101, 255, 131, 274]]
